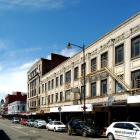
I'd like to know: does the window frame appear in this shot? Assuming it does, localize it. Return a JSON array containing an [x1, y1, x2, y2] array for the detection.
[[115, 44, 124, 65], [131, 35, 140, 59]]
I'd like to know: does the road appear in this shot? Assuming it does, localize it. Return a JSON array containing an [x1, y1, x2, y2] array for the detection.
[[0, 119, 107, 140]]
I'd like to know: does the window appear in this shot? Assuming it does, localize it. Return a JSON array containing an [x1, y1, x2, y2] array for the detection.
[[131, 35, 140, 58], [41, 97, 44, 105], [91, 82, 96, 97], [113, 123, 124, 129], [60, 74, 63, 86], [91, 58, 96, 72], [115, 81, 124, 93], [115, 44, 124, 64], [101, 79, 107, 95], [125, 123, 135, 130], [48, 95, 50, 104], [55, 93, 58, 102], [81, 86, 86, 100], [22, 106, 25, 111], [48, 81, 50, 90], [60, 92, 63, 102], [81, 63, 86, 76], [45, 83, 47, 92], [65, 90, 70, 101], [42, 84, 44, 93], [17, 105, 20, 110], [131, 69, 140, 88], [65, 70, 71, 83], [101, 52, 108, 68], [74, 67, 79, 81], [51, 94, 54, 103], [51, 79, 54, 89], [56, 77, 59, 87]]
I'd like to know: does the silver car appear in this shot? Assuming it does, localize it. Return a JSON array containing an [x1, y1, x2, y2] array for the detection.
[[12, 117, 20, 123], [34, 119, 46, 128]]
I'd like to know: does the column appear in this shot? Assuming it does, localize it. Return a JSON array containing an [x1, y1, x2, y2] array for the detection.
[[86, 53, 91, 98], [108, 42, 115, 95], [96, 54, 101, 96], [124, 38, 131, 87]]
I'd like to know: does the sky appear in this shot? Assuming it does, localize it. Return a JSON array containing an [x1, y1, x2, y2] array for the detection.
[[0, 0, 140, 99]]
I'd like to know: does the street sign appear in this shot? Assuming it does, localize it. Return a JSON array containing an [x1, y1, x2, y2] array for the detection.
[[58, 107, 62, 112]]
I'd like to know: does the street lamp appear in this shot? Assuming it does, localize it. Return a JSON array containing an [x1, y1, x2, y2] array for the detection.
[[67, 42, 86, 120]]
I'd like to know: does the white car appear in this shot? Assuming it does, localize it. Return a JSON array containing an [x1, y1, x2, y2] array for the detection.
[[46, 121, 66, 132], [34, 119, 46, 128], [106, 122, 140, 140], [12, 117, 20, 123]]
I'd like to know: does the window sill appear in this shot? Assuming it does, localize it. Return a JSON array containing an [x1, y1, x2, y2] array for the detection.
[[131, 55, 140, 61], [115, 62, 124, 66]]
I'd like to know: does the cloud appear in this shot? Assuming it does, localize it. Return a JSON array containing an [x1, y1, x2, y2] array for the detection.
[[45, 47, 78, 60], [0, 0, 65, 10], [60, 48, 78, 57], [0, 60, 36, 99]]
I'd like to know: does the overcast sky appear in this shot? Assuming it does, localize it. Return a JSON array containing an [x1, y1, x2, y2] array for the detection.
[[0, 0, 140, 99]]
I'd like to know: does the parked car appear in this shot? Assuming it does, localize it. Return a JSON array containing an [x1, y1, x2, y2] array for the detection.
[[67, 119, 100, 137], [20, 119, 28, 125], [106, 122, 140, 140], [12, 117, 20, 123], [46, 121, 66, 132], [27, 119, 35, 127], [34, 119, 46, 128]]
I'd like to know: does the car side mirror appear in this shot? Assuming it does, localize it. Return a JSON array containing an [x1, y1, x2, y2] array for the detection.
[[133, 128, 138, 131]]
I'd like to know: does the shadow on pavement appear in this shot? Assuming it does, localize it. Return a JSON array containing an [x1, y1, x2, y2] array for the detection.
[[0, 130, 11, 140]]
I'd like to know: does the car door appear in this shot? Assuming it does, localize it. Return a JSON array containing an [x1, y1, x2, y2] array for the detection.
[[122, 123, 137, 140], [49, 122, 53, 130], [75, 122, 82, 135], [113, 123, 125, 140], [34, 121, 37, 127]]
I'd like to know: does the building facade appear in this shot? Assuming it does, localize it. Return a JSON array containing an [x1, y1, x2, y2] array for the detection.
[[3, 92, 27, 115], [28, 13, 140, 124], [8, 101, 26, 115], [27, 54, 69, 114]]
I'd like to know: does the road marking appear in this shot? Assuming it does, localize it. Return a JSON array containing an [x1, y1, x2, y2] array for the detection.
[[0, 122, 29, 136]]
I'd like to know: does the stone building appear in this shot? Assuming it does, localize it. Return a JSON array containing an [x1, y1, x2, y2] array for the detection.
[[28, 12, 140, 125]]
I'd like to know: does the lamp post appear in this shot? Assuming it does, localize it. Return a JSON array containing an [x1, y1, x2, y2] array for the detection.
[[67, 42, 86, 120]]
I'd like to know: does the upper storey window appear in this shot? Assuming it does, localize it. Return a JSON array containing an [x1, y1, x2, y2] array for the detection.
[[81, 63, 86, 76], [115, 44, 124, 65], [131, 35, 140, 59], [101, 52, 108, 68], [74, 67, 79, 81], [65, 70, 71, 83], [91, 58, 96, 72]]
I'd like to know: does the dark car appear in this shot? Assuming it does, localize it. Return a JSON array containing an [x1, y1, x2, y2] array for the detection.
[[67, 119, 100, 137]]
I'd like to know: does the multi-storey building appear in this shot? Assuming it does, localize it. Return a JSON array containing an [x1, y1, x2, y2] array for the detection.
[[28, 12, 140, 125], [27, 54, 69, 114]]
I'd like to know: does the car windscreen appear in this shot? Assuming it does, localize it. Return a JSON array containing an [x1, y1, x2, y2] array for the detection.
[[54, 122, 63, 125]]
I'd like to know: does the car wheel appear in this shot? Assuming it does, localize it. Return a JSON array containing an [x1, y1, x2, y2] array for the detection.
[[82, 130, 87, 137], [108, 133, 114, 140], [54, 127, 56, 132], [68, 128, 72, 136], [46, 127, 49, 131]]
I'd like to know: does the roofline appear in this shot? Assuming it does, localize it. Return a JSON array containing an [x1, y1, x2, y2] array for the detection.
[[36, 12, 140, 78], [87, 12, 140, 49]]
